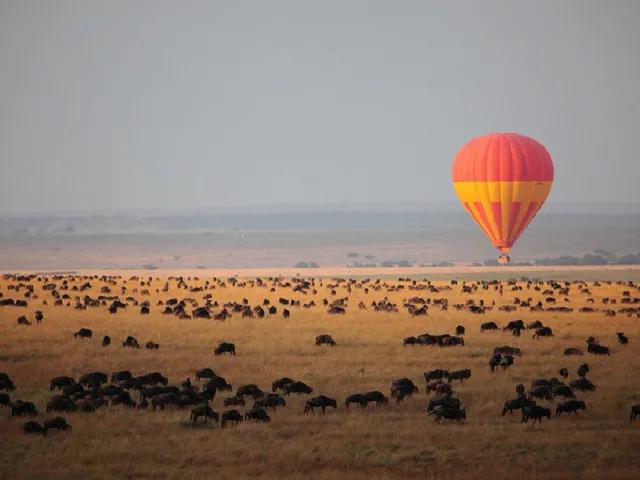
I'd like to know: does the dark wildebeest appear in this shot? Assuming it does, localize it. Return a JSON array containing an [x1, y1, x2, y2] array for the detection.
[[74, 328, 92, 339], [196, 368, 217, 382], [533, 326, 553, 338], [503, 320, 525, 332], [0, 373, 16, 392], [577, 363, 590, 378], [17, 315, 31, 326], [111, 391, 136, 407], [12, 400, 37, 416], [190, 404, 219, 426], [315, 334, 336, 346], [617, 332, 629, 344], [631, 404, 640, 422], [551, 385, 575, 399], [564, 348, 583, 356], [455, 325, 465, 336], [43, 416, 72, 435], [236, 384, 264, 398], [304, 395, 338, 414], [50, 376, 75, 391], [221, 409, 243, 427], [254, 394, 286, 411], [123, 336, 140, 348], [0, 393, 11, 407], [587, 342, 610, 356], [245, 406, 271, 423], [559, 368, 569, 379], [214, 342, 236, 355], [284, 381, 313, 395], [391, 378, 419, 403], [480, 322, 499, 332], [556, 400, 586, 417], [429, 405, 466, 423], [502, 396, 533, 415], [46, 395, 77, 413], [102, 336, 111, 347], [272, 377, 295, 393], [446, 369, 471, 383], [345, 394, 368, 408], [111, 371, 133, 383], [528, 386, 552, 401], [521, 404, 551, 423], [363, 391, 388, 406], [145, 341, 160, 350], [283, 309, 290, 318], [569, 378, 596, 392], [23, 421, 45, 435], [35, 311, 44, 323], [494, 346, 521, 356], [223, 395, 245, 407], [424, 369, 449, 382]]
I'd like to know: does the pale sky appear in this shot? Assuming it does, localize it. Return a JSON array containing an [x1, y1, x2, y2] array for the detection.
[[1, 0, 639, 214]]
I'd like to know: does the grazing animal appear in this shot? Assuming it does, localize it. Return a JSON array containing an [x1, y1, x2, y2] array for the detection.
[[23, 421, 45, 435], [189, 404, 219, 426], [272, 377, 295, 393], [345, 394, 368, 408], [50, 376, 75, 391], [17, 315, 31, 326], [616, 332, 629, 345], [12, 400, 37, 416], [391, 378, 419, 403], [223, 395, 245, 407], [214, 342, 236, 356], [428, 405, 466, 422], [0, 393, 11, 407], [245, 406, 271, 422], [46, 396, 77, 413], [446, 369, 471, 383], [102, 336, 111, 347], [424, 369, 449, 382], [35, 311, 44, 323], [587, 342, 610, 355], [315, 334, 336, 346], [556, 400, 586, 417], [221, 409, 243, 427], [502, 396, 533, 415], [304, 395, 338, 414], [564, 348, 583, 356], [455, 325, 465, 335], [480, 322, 499, 332], [43, 416, 72, 435], [559, 368, 569, 379], [552, 385, 575, 399], [631, 404, 640, 422], [74, 328, 92, 339], [569, 378, 596, 392], [123, 336, 140, 348], [284, 381, 313, 395], [533, 326, 553, 338], [0, 373, 16, 391], [145, 341, 160, 350], [363, 391, 388, 405], [522, 404, 551, 423], [577, 364, 590, 378]]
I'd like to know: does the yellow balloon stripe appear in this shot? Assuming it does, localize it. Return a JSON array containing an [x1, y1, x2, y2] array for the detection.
[[453, 181, 552, 250]]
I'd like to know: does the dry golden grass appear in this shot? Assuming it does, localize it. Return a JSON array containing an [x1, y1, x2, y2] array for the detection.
[[1, 271, 640, 480]]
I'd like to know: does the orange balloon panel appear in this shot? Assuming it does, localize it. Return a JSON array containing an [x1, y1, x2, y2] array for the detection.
[[452, 133, 554, 254]]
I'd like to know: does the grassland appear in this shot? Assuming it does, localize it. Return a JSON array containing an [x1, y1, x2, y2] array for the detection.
[[1, 270, 640, 480]]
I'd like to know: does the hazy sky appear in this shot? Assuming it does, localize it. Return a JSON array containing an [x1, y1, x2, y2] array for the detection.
[[1, 0, 639, 214]]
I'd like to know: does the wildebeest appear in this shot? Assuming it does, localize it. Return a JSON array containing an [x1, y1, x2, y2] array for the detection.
[[223, 395, 245, 407], [196, 368, 217, 382], [363, 391, 388, 405], [46, 395, 77, 413], [189, 404, 219, 426], [502, 396, 533, 415], [145, 341, 160, 350], [236, 384, 264, 398], [556, 400, 586, 416], [272, 377, 294, 393], [245, 406, 271, 422], [428, 405, 466, 422], [551, 384, 575, 399], [569, 378, 596, 392], [79, 371, 108, 387], [102, 336, 111, 347], [0, 373, 16, 391], [424, 369, 449, 382], [304, 395, 338, 414], [34, 311, 44, 323], [315, 334, 336, 346], [631, 404, 640, 422], [455, 325, 465, 335], [345, 394, 368, 408], [533, 326, 553, 338], [23, 421, 45, 435], [577, 363, 590, 378], [17, 315, 31, 326], [494, 345, 521, 356], [111, 391, 136, 407], [587, 342, 610, 356], [528, 385, 552, 401], [559, 368, 569, 379], [214, 342, 236, 355], [521, 404, 551, 423], [74, 328, 92, 339], [564, 348, 583, 356], [12, 400, 37, 416], [50, 376, 75, 391], [284, 381, 313, 395], [0, 393, 11, 407], [480, 322, 499, 332], [111, 370, 133, 383], [221, 409, 243, 427], [391, 378, 419, 403], [43, 416, 72, 435], [123, 336, 140, 348], [446, 369, 471, 383], [617, 332, 629, 344], [254, 394, 286, 411]]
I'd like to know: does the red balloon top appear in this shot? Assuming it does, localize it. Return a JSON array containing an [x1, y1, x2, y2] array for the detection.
[[452, 133, 554, 182]]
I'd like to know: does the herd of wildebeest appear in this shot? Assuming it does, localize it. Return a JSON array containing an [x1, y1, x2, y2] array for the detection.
[[1, 272, 640, 438]]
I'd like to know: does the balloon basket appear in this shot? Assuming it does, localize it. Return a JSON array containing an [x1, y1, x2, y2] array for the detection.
[[498, 255, 510, 265]]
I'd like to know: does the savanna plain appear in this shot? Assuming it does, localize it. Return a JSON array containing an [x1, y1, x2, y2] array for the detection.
[[1, 269, 640, 480]]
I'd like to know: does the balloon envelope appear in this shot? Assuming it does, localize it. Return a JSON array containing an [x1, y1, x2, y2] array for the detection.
[[452, 133, 554, 256]]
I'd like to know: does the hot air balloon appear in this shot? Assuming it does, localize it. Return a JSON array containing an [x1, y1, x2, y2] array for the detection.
[[452, 133, 554, 264]]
